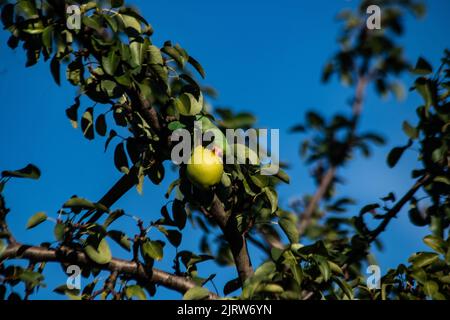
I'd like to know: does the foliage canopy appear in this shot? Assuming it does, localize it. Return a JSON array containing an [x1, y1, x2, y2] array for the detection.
[[0, 0, 448, 300]]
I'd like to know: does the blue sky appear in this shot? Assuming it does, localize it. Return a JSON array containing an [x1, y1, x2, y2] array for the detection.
[[0, 0, 449, 299]]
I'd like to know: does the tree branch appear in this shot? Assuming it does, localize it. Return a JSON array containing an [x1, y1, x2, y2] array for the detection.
[[368, 174, 432, 242], [298, 167, 336, 236], [207, 195, 254, 284], [298, 75, 369, 236], [2, 242, 219, 299]]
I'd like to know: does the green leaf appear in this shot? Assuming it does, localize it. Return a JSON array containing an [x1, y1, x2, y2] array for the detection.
[[174, 92, 203, 116], [19, 270, 44, 286], [183, 287, 210, 300], [66, 58, 84, 86], [423, 235, 446, 254], [104, 14, 118, 32], [102, 50, 120, 76], [63, 197, 96, 210], [258, 283, 284, 294], [16, 0, 38, 19], [115, 73, 132, 88], [274, 169, 290, 184], [142, 239, 164, 261], [2, 164, 41, 180], [81, 107, 94, 140], [165, 179, 180, 199], [434, 175, 450, 185], [283, 251, 303, 285], [26, 212, 47, 229], [53, 284, 80, 296], [412, 57, 432, 75], [278, 212, 299, 244], [82, 15, 102, 30], [129, 39, 143, 67], [314, 255, 331, 282], [84, 236, 112, 265], [423, 280, 438, 297], [415, 78, 432, 108], [264, 187, 278, 213], [328, 261, 344, 276], [188, 56, 205, 78], [103, 209, 125, 228], [408, 252, 440, 268], [333, 276, 354, 299], [162, 45, 186, 68], [402, 121, 418, 140], [66, 97, 80, 129], [120, 13, 142, 34], [168, 121, 186, 131], [54, 222, 65, 241], [101, 80, 120, 98], [148, 45, 163, 65], [410, 268, 427, 285], [107, 230, 131, 251], [125, 285, 146, 300]]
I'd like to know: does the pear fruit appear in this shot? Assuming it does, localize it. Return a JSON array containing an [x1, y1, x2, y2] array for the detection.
[[186, 146, 223, 189]]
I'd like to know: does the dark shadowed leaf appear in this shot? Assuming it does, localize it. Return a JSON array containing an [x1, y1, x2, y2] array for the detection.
[[412, 57, 432, 75], [103, 209, 125, 228], [387, 146, 406, 168], [223, 278, 241, 295], [2, 164, 41, 180], [114, 142, 129, 174], [188, 56, 205, 78], [95, 114, 107, 136], [50, 56, 60, 85], [359, 203, 380, 215], [172, 200, 187, 230]]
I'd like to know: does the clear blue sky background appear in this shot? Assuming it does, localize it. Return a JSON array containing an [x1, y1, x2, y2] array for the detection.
[[0, 0, 449, 299]]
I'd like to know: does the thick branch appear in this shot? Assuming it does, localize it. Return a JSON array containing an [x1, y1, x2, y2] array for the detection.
[[208, 195, 254, 284], [2, 242, 218, 299], [87, 167, 138, 223]]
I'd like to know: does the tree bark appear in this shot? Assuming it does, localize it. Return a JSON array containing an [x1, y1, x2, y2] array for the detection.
[[208, 195, 254, 283], [2, 242, 219, 299]]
